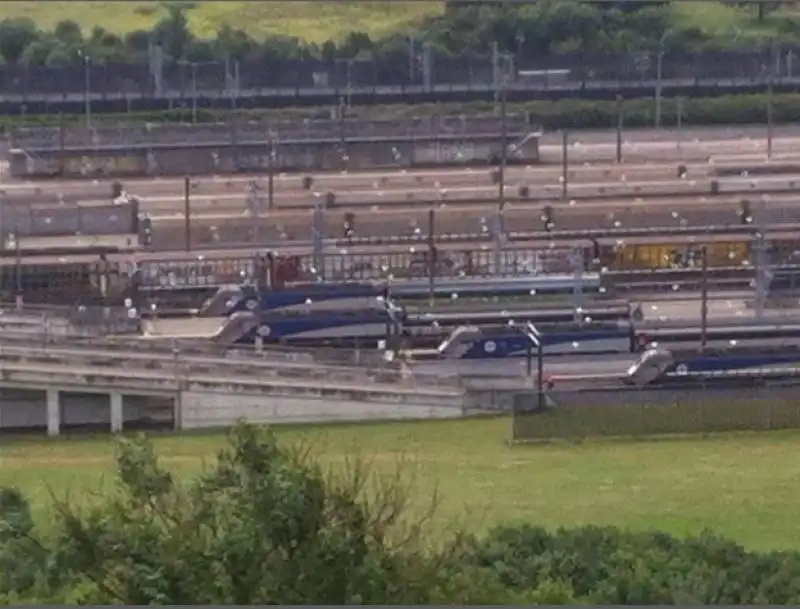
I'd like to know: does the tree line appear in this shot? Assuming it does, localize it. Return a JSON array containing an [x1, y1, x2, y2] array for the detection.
[[2, 422, 800, 604], [0, 0, 796, 69]]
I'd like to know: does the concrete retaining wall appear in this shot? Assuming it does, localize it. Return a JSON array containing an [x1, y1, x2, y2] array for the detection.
[[0, 352, 469, 433], [0, 384, 465, 433], [179, 389, 464, 427]]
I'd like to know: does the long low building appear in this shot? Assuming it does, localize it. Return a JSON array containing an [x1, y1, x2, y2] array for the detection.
[[7, 115, 542, 178]]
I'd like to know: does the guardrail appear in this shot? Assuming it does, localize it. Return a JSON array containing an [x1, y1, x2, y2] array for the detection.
[[333, 223, 771, 248], [235, 178, 800, 213], [0, 359, 466, 409], [0, 339, 460, 390]]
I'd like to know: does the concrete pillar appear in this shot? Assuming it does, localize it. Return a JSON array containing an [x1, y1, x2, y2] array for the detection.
[[110, 392, 123, 433], [173, 394, 182, 431], [46, 389, 60, 437]]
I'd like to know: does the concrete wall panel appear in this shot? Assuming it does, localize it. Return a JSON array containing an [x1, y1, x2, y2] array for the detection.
[[0, 388, 47, 429], [180, 389, 464, 428]]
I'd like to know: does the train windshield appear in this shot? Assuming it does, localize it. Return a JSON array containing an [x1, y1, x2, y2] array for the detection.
[[626, 348, 672, 378], [379, 296, 407, 322]]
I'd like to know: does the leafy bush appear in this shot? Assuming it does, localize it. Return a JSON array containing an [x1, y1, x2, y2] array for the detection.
[[460, 524, 800, 604]]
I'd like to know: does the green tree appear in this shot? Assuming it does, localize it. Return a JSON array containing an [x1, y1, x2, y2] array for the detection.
[[152, 3, 193, 60], [52, 20, 83, 47], [19, 33, 59, 67], [0, 18, 40, 64], [214, 24, 255, 62]]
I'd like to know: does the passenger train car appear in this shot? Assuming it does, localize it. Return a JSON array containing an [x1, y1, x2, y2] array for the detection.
[[428, 322, 800, 360], [201, 274, 606, 318], [200, 275, 627, 347], [625, 348, 800, 387], [545, 230, 800, 271]]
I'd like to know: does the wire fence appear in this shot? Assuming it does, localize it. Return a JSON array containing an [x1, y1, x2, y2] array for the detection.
[[508, 379, 800, 440], [9, 115, 535, 151], [0, 47, 794, 99]]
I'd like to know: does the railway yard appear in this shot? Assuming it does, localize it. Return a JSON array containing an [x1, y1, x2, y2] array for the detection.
[[3, 117, 800, 436]]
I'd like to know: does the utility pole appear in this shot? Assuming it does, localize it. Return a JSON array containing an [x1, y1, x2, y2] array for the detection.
[[495, 47, 510, 233], [767, 72, 774, 160], [655, 31, 671, 129], [191, 62, 198, 124], [700, 245, 708, 350], [408, 37, 416, 84], [267, 129, 276, 210], [77, 51, 92, 129], [184, 176, 191, 251], [615, 95, 624, 164], [754, 231, 768, 319], [561, 131, 569, 200], [676, 97, 683, 157], [572, 247, 584, 323], [427, 209, 436, 305], [312, 197, 324, 281], [499, 70, 507, 220]]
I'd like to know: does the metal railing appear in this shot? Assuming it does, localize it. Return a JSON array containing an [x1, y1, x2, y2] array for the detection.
[[9, 115, 534, 152], [0, 334, 462, 390], [0, 47, 795, 101]]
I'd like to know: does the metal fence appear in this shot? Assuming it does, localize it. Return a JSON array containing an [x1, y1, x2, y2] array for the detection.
[[134, 246, 588, 291], [509, 380, 800, 440], [9, 114, 534, 153], [0, 47, 794, 100]]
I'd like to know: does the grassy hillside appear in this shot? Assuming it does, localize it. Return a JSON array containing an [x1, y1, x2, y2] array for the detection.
[[668, 1, 799, 46], [0, 1, 445, 43], [0, 1, 793, 48]]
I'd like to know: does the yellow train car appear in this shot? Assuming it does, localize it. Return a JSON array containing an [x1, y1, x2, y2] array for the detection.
[[596, 234, 751, 271]]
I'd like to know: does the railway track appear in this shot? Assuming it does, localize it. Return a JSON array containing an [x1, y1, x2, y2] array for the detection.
[[9, 132, 800, 267], [0, 224, 791, 266]]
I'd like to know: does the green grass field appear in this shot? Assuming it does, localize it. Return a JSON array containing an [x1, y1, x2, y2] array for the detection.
[[2, 417, 800, 551], [0, 1, 444, 43], [668, 1, 797, 46]]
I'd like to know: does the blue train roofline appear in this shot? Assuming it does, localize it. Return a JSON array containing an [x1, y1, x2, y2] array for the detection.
[[202, 274, 606, 316], [626, 346, 800, 386]]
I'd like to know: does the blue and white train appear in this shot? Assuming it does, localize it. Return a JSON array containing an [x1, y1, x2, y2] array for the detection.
[[200, 274, 605, 318], [428, 322, 800, 360], [625, 348, 800, 386], [200, 274, 627, 347]]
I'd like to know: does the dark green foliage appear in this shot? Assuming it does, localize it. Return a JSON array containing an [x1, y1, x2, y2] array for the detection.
[[457, 524, 800, 604], [0, 1, 793, 67]]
